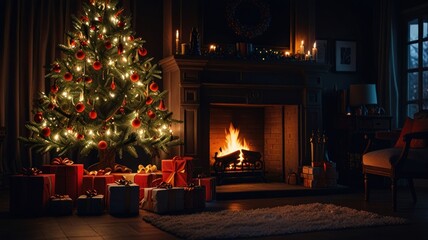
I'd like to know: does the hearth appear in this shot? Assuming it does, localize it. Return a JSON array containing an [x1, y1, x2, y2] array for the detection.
[[160, 56, 329, 182]]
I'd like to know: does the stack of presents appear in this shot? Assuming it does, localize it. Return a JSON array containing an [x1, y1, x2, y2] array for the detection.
[[9, 156, 216, 217]]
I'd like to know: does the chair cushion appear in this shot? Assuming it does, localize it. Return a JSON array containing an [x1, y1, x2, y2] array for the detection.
[[363, 148, 428, 173], [394, 117, 413, 148]]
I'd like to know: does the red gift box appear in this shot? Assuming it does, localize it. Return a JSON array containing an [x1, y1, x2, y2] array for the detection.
[[81, 175, 115, 203], [162, 157, 193, 187], [9, 174, 55, 216], [192, 177, 216, 201], [42, 164, 83, 200], [134, 172, 162, 200]]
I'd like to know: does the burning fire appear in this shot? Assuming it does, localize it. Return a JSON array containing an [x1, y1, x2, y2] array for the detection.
[[218, 123, 249, 160]]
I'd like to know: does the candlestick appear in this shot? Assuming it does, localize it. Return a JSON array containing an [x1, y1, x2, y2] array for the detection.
[[312, 42, 317, 61], [175, 30, 179, 54]]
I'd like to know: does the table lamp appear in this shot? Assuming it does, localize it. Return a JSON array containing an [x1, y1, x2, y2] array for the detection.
[[349, 84, 378, 115]]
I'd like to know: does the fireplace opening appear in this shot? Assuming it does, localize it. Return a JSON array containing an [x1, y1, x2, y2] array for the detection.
[[209, 104, 300, 183]]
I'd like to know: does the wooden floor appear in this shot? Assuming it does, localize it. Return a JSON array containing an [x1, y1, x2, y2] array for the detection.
[[0, 180, 427, 240]]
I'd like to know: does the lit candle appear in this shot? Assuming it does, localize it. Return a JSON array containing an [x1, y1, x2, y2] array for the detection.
[[299, 40, 304, 54], [285, 51, 290, 57], [312, 42, 317, 61], [305, 50, 310, 60], [175, 30, 179, 54], [209, 44, 216, 53]]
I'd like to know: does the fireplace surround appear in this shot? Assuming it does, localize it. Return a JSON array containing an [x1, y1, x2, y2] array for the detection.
[[160, 56, 330, 182]]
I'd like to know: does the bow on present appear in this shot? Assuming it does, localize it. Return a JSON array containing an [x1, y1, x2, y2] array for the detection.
[[50, 194, 70, 200], [184, 183, 196, 191], [22, 167, 42, 176], [163, 157, 192, 186], [156, 181, 172, 189], [50, 157, 74, 165], [137, 164, 158, 173], [85, 189, 98, 198], [115, 176, 133, 186], [88, 168, 112, 176], [112, 164, 132, 173]]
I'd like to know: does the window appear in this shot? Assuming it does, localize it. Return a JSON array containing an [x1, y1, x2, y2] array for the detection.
[[405, 17, 428, 117]]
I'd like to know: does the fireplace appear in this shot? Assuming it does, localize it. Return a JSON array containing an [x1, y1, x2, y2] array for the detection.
[[160, 56, 329, 182]]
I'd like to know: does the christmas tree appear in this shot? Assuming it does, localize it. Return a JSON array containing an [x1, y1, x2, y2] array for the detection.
[[19, 0, 181, 171]]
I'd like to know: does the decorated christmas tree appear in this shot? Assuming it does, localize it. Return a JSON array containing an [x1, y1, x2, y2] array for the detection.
[[19, 0, 181, 171]]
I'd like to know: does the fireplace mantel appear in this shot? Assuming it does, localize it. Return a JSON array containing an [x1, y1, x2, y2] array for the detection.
[[160, 55, 330, 175]]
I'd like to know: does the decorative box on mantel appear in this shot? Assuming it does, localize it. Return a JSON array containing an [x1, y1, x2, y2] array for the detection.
[[160, 55, 330, 175]]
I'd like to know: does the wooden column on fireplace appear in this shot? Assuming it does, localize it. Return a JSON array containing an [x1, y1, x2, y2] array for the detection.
[[160, 55, 330, 177]]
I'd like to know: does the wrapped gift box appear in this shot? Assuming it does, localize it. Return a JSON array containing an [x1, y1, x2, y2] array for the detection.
[[162, 157, 193, 187], [81, 175, 115, 204], [9, 174, 55, 216], [77, 194, 105, 215], [141, 187, 184, 214], [134, 172, 162, 200], [184, 186, 206, 211], [192, 177, 216, 201], [41, 164, 83, 200], [49, 195, 73, 216], [108, 183, 139, 216]]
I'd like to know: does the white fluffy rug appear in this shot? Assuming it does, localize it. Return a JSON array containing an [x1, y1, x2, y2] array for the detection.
[[143, 203, 406, 240]]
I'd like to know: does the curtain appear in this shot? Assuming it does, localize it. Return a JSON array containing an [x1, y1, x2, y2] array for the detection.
[[376, 0, 399, 129], [0, 0, 82, 175]]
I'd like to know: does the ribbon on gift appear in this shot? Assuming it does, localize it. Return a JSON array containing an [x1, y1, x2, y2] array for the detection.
[[163, 158, 190, 186], [50, 194, 70, 200], [184, 183, 196, 191], [22, 167, 42, 176], [115, 176, 132, 186], [156, 181, 172, 189], [50, 157, 74, 165], [112, 164, 132, 173], [137, 164, 158, 174], [85, 189, 98, 198], [88, 168, 112, 176]]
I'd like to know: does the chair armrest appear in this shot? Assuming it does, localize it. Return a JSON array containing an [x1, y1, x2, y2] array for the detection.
[[363, 130, 400, 154], [375, 129, 401, 142], [403, 131, 428, 142]]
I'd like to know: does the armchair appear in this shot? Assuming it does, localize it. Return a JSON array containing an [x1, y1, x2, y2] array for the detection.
[[362, 111, 428, 211]]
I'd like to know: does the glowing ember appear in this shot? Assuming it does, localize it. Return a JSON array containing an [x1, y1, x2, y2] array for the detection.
[[218, 123, 249, 161]]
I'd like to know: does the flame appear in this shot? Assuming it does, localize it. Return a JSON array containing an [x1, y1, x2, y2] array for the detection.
[[218, 123, 249, 159]]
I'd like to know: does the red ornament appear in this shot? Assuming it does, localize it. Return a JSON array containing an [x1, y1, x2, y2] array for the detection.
[[98, 34, 103, 39], [69, 39, 76, 47], [90, 25, 97, 31], [105, 40, 112, 49], [158, 100, 167, 111], [93, 61, 102, 70], [128, 35, 134, 41], [117, 21, 125, 27], [117, 43, 123, 55], [77, 133, 84, 140], [98, 16, 103, 22], [33, 112, 43, 123], [52, 64, 61, 73], [41, 127, 51, 137], [47, 103, 55, 110], [149, 82, 159, 92], [89, 110, 97, 119], [145, 96, 153, 105], [75, 50, 85, 60], [75, 102, 85, 113], [80, 15, 89, 22], [138, 47, 147, 57], [63, 72, 73, 81], [98, 140, 108, 150], [76, 77, 83, 83], [50, 84, 59, 94], [147, 109, 156, 119], [85, 76, 93, 84], [117, 107, 125, 115], [132, 117, 141, 128], [111, 80, 116, 90], [130, 72, 139, 82], [80, 40, 88, 47]]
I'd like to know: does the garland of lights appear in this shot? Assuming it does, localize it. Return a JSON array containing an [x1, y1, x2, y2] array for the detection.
[[226, 0, 271, 41]]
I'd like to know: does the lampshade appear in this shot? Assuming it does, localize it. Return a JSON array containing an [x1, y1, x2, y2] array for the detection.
[[349, 84, 378, 106]]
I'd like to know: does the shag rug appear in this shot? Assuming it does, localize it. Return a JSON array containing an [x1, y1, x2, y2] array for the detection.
[[142, 203, 407, 240]]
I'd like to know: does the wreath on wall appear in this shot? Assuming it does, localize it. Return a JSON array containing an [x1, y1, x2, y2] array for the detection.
[[226, 0, 271, 41]]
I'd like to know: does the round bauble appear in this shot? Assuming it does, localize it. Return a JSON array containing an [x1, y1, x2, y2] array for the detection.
[[149, 82, 159, 92], [33, 112, 43, 123], [80, 15, 89, 22], [52, 64, 61, 73], [76, 133, 84, 140], [80, 40, 88, 47], [111, 81, 116, 90], [132, 117, 141, 128], [138, 47, 147, 57], [89, 110, 97, 119], [50, 85, 59, 94], [117, 21, 125, 27], [41, 127, 51, 137], [75, 102, 85, 113], [69, 39, 76, 47], [85, 76, 93, 84], [105, 40, 112, 49], [63, 72, 73, 81], [130, 72, 139, 82], [98, 140, 108, 150], [75, 50, 85, 60], [145, 96, 153, 105], [128, 35, 134, 41], [147, 109, 156, 119], [93, 61, 102, 70]]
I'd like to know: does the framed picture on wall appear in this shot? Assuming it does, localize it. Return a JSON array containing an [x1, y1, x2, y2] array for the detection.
[[335, 41, 356, 72]]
